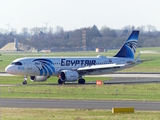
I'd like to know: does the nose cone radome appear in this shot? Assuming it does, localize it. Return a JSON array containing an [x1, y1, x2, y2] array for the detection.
[[5, 65, 12, 74], [5, 66, 9, 73]]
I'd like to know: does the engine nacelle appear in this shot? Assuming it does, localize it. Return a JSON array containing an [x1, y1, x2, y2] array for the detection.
[[30, 76, 50, 82], [60, 70, 79, 82]]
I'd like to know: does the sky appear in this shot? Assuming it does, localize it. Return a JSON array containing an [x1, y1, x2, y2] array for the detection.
[[0, 0, 160, 33]]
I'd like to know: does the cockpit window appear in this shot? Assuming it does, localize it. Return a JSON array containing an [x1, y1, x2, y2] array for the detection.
[[11, 62, 22, 66]]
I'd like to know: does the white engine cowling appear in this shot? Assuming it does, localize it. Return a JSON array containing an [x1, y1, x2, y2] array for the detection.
[[30, 76, 50, 82], [60, 70, 79, 82]]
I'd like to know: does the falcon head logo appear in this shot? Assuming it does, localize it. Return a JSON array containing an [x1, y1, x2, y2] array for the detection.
[[33, 59, 55, 76]]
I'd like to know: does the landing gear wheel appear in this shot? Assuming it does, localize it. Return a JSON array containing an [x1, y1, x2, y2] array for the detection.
[[78, 79, 85, 84], [22, 76, 27, 85], [22, 80, 27, 85], [58, 79, 63, 84]]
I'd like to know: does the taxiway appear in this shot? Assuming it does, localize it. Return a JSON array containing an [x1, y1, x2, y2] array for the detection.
[[0, 99, 160, 111]]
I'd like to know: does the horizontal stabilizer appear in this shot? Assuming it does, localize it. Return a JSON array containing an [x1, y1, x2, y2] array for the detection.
[[133, 53, 141, 63], [137, 58, 155, 62]]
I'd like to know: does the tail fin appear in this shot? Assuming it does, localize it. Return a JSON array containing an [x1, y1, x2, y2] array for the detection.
[[114, 30, 139, 58]]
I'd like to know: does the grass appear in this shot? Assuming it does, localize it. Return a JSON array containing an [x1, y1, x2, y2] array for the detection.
[[1, 76, 160, 101], [1, 47, 160, 72], [0, 47, 160, 101], [1, 108, 160, 120], [1, 48, 160, 119]]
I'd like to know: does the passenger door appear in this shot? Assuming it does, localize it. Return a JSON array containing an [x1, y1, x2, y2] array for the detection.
[[27, 60, 32, 69]]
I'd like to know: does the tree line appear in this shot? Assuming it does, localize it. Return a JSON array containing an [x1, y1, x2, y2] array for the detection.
[[0, 25, 159, 51]]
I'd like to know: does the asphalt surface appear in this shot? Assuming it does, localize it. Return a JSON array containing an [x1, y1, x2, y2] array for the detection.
[[1, 77, 160, 87], [105, 77, 160, 84], [0, 99, 160, 111], [1, 72, 160, 77]]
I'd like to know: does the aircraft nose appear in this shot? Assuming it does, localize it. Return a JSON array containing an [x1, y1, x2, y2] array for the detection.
[[5, 65, 11, 73], [5, 66, 9, 73]]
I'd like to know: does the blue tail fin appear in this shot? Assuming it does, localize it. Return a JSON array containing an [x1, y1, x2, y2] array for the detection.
[[114, 30, 139, 58]]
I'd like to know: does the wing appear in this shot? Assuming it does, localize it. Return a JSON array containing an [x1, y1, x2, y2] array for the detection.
[[77, 64, 125, 75]]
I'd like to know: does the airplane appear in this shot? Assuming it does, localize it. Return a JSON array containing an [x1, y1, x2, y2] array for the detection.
[[5, 30, 142, 85]]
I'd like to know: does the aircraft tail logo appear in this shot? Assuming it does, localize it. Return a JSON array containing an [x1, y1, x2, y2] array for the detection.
[[33, 59, 55, 76], [114, 30, 139, 58]]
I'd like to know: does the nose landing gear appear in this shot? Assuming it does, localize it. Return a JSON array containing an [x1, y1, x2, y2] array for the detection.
[[22, 76, 27, 85], [58, 79, 65, 84]]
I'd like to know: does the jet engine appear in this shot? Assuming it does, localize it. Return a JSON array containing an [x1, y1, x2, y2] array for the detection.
[[60, 70, 79, 82], [30, 76, 50, 82]]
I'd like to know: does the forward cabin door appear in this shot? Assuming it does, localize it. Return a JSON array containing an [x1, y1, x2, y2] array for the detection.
[[27, 60, 32, 69]]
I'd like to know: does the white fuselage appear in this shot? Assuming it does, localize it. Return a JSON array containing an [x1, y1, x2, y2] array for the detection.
[[5, 55, 133, 76]]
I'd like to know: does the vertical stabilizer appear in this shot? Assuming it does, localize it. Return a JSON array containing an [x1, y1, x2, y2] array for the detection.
[[114, 30, 139, 58]]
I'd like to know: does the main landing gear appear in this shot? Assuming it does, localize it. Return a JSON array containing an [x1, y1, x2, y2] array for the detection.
[[78, 78, 85, 84], [22, 76, 27, 85], [57, 77, 85, 84]]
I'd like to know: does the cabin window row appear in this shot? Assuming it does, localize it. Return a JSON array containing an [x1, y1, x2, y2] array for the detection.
[[11, 62, 113, 66], [52, 62, 112, 65]]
